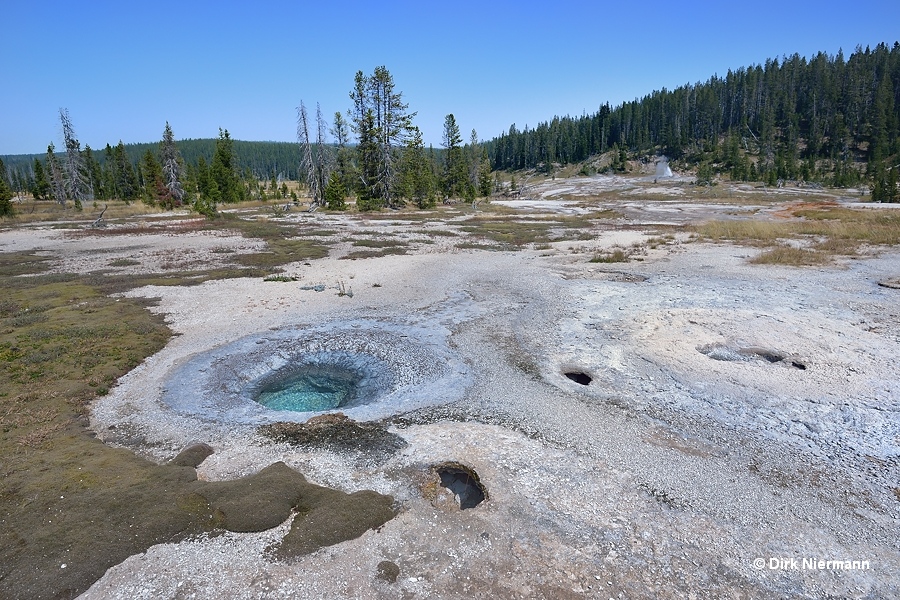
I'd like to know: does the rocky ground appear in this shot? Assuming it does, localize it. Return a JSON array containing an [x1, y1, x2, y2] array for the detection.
[[3, 175, 897, 599]]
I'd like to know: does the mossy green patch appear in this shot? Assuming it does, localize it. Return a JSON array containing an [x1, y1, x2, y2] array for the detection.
[[274, 489, 396, 559], [350, 238, 408, 248], [340, 246, 408, 260], [215, 215, 331, 269], [231, 238, 328, 269]]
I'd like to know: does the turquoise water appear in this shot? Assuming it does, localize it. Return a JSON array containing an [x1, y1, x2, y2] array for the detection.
[[255, 366, 359, 412]]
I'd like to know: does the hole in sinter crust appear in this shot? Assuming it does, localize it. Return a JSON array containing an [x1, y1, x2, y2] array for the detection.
[[564, 371, 593, 386], [436, 463, 487, 510]]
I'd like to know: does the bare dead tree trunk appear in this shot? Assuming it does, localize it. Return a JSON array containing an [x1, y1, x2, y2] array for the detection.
[[60, 108, 87, 210], [297, 101, 321, 210], [315, 103, 332, 201], [91, 204, 108, 227]]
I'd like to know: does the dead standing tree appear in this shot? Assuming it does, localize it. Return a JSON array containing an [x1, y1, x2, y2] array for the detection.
[[60, 108, 89, 210], [297, 101, 322, 210], [297, 101, 333, 211], [314, 103, 332, 202]]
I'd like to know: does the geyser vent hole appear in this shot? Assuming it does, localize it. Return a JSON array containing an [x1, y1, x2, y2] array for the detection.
[[435, 463, 486, 510], [564, 371, 592, 386]]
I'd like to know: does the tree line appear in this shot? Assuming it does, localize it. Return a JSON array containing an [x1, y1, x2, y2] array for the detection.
[[484, 42, 900, 201], [0, 67, 494, 215], [298, 66, 493, 211]]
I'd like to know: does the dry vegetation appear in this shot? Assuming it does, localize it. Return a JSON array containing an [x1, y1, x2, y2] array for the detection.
[[4, 200, 177, 225], [693, 203, 900, 265]]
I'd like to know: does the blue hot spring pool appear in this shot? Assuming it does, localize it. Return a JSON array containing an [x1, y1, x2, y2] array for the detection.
[[255, 364, 360, 412], [159, 320, 471, 424]]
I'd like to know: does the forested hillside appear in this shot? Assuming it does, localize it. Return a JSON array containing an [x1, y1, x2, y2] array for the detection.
[[3, 44, 900, 210], [484, 42, 900, 200]]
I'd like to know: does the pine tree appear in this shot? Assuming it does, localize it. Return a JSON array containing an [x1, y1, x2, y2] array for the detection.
[[141, 149, 165, 204], [478, 149, 493, 198], [159, 122, 185, 208], [297, 101, 323, 208], [347, 67, 415, 209], [0, 158, 12, 216], [113, 141, 138, 202], [314, 103, 332, 204], [82, 146, 103, 200], [212, 129, 242, 203], [194, 156, 218, 216], [0, 180, 12, 217], [46, 143, 67, 206], [871, 69, 897, 162], [31, 158, 50, 200], [369, 66, 414, 207], [398, 126, 435, 208], [324, 171, 347, 210], [331, 111, 354, 195], [354, 109, 380, 211], [468, 129, 480, 191], [442, 114, 465, 198], [888, 166, 899, 203], [102, 144, 117, 200]]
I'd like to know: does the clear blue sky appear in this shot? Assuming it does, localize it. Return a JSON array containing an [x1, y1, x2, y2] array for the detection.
[[2, 0, 898, 156]]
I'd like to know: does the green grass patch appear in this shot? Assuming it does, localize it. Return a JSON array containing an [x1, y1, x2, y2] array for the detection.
[[454, 242, 505, 251], [0, 251, 52, 276], [460, 218, 555, 247], [340, 247, 408, 260], [357, 206, 460, 221], [107, 258, 141, 267], [411, 228, 458, 237], [263, 274, 299, 282], [215, 214, 331, 270], [231, 239, 328, 269], [350, 238, 408, 248]]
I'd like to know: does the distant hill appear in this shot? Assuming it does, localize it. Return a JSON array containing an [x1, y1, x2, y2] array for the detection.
[[483, 42, 900, 196], [2, 139, 304, 181]]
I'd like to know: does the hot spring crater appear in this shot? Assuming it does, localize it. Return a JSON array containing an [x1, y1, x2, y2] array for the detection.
[[161, 320, 471, 423]]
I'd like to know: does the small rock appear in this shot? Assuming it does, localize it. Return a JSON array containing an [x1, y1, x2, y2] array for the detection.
[[375, 560, 400, 584]]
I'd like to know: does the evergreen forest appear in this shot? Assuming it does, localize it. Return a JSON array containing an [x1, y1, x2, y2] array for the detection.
[[484, 42, 900, 201], [2, 42, 899, 213]]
